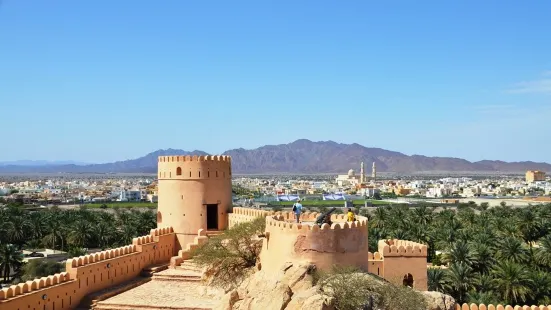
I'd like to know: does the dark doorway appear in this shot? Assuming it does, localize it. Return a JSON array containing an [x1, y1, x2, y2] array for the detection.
[[403, 273, 414, 288], [206, 204, 218, 230]]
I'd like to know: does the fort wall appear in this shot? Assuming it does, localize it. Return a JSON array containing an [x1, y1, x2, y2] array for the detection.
[[157, 155, 232, 249], [0, 227, 176, 310], [367, 251, 384, 277], [228, 207, 275, 228], [455, 304, 551, 310], [378, 239, 428, 290], [260, 211, 370, 273]]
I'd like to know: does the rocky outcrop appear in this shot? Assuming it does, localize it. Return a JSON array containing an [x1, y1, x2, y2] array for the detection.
[[421, 291, 456, 310], [215, 261, 454, 310], [214, 262, 333, 310]]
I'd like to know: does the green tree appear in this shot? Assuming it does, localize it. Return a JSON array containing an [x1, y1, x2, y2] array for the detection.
[[21, 259, 63, 281], [192, 217, 266, 289], [0, 243, 23, 282]]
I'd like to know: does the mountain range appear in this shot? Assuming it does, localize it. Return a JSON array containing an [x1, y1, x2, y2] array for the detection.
[[0, 140, 549, 174]]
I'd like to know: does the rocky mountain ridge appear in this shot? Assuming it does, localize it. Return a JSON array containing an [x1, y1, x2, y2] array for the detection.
[[0, 140, 549, 174]]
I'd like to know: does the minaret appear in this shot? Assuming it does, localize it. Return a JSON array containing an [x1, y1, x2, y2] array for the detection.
[[360, 162, 365, 184], [372, 162, 376, 181]]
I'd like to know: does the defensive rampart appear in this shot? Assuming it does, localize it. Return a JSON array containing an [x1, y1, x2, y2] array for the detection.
[[0, 227, 176, 310], [157, 155, 232, 249], [228, 207, 275, 228], [260, 211, 370, 272], [455, 304, 551, 310], [377, 239, 428, 290], [367, 251, 384, 277]]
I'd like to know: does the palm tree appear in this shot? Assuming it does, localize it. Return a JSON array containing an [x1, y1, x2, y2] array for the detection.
[[412, 205, 433, 227], [427, 268, 447, 292], [535, 235, 551, 268], [496, 237, 528, 264], [446, 262, 477, 304], [68, 219, 93, 248], [370, 207, 388, 232], [517, 208, 548, 262], [43, 212, 62, 252], [491, 260, 533, 305], [447, 240, 473, 266], [6, 215, 31, 246], [0, 243, 23, 282], [530, 270, 551, 305], [470, 243, 495, 274]]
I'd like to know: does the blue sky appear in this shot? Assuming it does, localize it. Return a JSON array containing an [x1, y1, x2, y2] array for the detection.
[[1, 1, 550, 163]]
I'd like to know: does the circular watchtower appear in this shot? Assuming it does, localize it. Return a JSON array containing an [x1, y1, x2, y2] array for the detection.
[[157, 155, 232, 250]]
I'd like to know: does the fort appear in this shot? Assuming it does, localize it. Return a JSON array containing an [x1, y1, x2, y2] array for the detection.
[[0, 155, 549, 310]]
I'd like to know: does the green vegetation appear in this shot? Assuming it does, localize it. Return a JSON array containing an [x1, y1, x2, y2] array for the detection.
[[0, 202, 157, 284], [191, 217, 266, 289], [83, 202, 157, 209], [232, 184, 261, 198], [21, 259, 64, 281], [316, 265, 427, 310], [370, 203, 551, 305]]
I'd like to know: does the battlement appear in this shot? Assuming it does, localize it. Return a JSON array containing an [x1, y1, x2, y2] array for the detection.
[[150, 226, 174, 237], [157, 154, 232, 180], [456, 304, 551, 310], [265, 211, 368, 234], [0, 272, 71, 300], [368, 252, 384, 261], [158, 155, 231, 163], [67, 245, 138, 268], [232, 207, 274, 217], [378, 239, 427, 257], [0, 227, 176, 308]]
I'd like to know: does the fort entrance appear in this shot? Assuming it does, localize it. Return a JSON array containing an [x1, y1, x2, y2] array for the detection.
[[206, 204, 218, 230]]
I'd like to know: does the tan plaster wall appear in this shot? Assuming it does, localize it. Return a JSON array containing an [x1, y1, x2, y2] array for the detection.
[[367, 252, 384, 277], [378, 239, 428, 290], [260, 212, 370, 273], [157, 155, 232, 249], [228, 207, 274, 228], [0, 228, 176, 310]]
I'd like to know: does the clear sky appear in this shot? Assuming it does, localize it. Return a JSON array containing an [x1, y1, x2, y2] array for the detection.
[[1, 1, 550, 164]]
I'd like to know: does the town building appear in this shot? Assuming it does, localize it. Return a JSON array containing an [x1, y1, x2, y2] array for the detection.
[[526, 170, 546, 183]]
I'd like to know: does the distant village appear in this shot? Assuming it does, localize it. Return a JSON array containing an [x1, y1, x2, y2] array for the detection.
[[1, 163, 549, 207]]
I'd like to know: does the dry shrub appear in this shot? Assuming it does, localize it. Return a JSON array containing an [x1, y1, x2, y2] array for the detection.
[[191, 217, 266, 289], [316, 266, 427, 310]]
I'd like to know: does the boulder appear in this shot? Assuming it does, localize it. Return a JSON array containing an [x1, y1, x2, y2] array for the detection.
[[221, 262, 332, 310], [421, 291, 456, 310]]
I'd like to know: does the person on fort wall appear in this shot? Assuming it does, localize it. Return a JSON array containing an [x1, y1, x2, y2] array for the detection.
[[347, 208, 356, 222], [292, 199, 303, 223]]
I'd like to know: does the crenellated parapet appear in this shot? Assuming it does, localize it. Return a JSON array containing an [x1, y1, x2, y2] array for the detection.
[[157, 155, 232, 180], [232, 207, 274, 217], [368, 252, 384, 261], [66, 245, 137, 268], [158, 155, 231, 163], [265, 212, 369, 233], [261, 211, 370, 272], [378, 239, 428, 257], [228, 207, 275, 228], [0, 272, 70, 300], [455, 304, 551, 310], [150, 226, 175, 237], [0, 227, 177, 309]]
